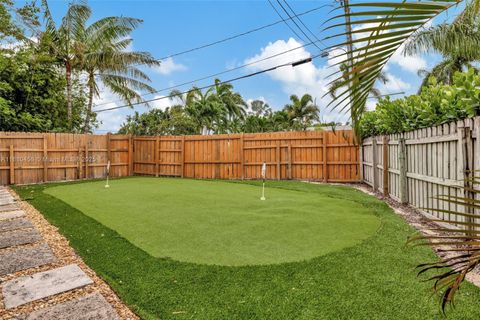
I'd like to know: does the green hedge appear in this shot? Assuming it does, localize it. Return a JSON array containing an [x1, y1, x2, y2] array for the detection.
[[360, 68, 480, 138]]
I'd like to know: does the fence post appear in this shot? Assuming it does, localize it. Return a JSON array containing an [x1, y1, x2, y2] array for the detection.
[[77, 147, 82, 179], [106, 133, 111, 166], [474, 117, 480, 224], [85, 143, 89, 179], [276, 141, 281, 180], [43, 136, 48, 182], [239, 133, 244, 180], [323, 131, 328, 182], [383, 135, 389, 196], [155, 137, 159, 177], [9, 145, 14, 184], [181, 136, 185, 178], [462, 122, 475, 233], [372, 138, 378, 192], [128, 135, 133, 176], [359, 142, 364, 182], [287, 144, 292, 180], [398, 137, 408, 204]]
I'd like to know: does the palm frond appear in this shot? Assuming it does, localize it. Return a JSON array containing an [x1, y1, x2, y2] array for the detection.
[[324, 0, 463, 138], [408, 173, 480, 312]]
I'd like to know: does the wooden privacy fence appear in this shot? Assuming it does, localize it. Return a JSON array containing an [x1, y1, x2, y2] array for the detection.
[[0, 130, 359, 185], [0, 132, 132, 185], [361, 116, 480, 226], [131, 130, 359, 182]]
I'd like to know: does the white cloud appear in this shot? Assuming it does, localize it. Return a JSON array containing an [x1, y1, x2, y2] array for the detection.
[[244, 38, 348, 123], [93, 86, 127, 133], [379, 72, 411, 93], [155, 57, 187, 75], [389, 42, 427, 74], [150, 95, 177, 110]]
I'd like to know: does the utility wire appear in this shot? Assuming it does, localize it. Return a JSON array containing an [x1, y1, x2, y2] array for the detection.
[[95, 38, 327, 107], [94, 55, 319, 113], [274, 0, 323, 52], [134, 4, 330, 65], [282, 0, 326, 50], [267, 0, 305, 41]]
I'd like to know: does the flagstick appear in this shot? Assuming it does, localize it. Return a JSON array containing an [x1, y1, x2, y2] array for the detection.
[[261, 178, 265, 200], [260, 162, 266, 200]]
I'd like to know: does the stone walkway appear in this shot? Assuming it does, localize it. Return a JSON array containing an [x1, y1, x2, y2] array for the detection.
[[0, 187, 137, 319]]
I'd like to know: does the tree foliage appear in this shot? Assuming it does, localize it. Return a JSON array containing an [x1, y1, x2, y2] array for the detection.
[[119, 83, 321, 135], [359, 68, 480, 138]]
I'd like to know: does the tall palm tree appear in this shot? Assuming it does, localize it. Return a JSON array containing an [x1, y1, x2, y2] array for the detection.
[[78, 17, 160, 132], [406, 0, 480, 88], [213, 79, 246, 120], [171, 87, 223, 134], [283, 94, 320, 130], [41, 0, 90, 128]]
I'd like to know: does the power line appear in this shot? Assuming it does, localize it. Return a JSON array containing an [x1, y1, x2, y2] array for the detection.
[[95, 38, 326, 107], [135, 4, 330, 65], [267, 0, 305, 42], [274, 0, 323, 52], [94, 55, 319, 113], [282, 0, 326, 50]]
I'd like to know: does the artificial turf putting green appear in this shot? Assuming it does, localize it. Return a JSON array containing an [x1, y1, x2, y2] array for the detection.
[[17, 179, 480, 319], [44, 177, 379, 266]]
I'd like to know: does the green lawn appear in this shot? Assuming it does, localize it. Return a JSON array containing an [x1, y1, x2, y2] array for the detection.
[[15, 178, 480, 319], [44, 178, 380, 266]]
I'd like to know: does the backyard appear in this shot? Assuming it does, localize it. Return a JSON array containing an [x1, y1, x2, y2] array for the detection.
[[13, 177, 480, 319]]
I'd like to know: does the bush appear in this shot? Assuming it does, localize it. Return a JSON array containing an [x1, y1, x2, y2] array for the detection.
[[359, 68, 480, 138]]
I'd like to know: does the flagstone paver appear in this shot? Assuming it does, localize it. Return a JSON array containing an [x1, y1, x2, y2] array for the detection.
[[17, 293, 119, 320], [0, 204, 18, 212], [0, 187, 132, 319], [0, 229, 42, 249], [2, 264, 94, 309], [0, 244, 56, 276], [0, 218, 34, 232], [0, 210, 25, 221]]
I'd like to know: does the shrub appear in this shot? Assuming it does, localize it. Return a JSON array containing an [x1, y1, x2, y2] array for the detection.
[[359, 68, 480, 138]]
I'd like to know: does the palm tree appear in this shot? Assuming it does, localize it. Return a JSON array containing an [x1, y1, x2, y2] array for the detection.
[[41, 0, 90, 128], [250, 100, 272, 117], [406, 0, 480, 88], [213, 79, 246, 120], [171, 87, 223, 134], [78, 17, 160, 132], [283, 94, 320, 130], [329, 62, 389, 100]]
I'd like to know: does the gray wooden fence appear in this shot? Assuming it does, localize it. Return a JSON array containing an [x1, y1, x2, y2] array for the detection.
[[361, 116, 480, 226]]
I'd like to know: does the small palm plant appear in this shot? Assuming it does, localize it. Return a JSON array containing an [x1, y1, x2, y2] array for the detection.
[[407, 173, 480, 311]]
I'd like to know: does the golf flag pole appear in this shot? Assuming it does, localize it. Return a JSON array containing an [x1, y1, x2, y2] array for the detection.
[[261, 162, 266, 200], [105, 160, 111, 188]]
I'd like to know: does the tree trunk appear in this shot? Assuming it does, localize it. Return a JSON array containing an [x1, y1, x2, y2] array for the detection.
[[65, 60, 73, 129], [83, 72, 95, 133]]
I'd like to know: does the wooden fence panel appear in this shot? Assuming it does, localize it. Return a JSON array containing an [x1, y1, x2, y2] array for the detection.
[[0, 130, 359, 185], [0, 132, 130, 185], [361, 116, 480, 228], [133, 130, 359, 182]]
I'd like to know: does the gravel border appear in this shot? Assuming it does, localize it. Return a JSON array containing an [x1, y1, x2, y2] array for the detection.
[[0, 187, 139, 320]]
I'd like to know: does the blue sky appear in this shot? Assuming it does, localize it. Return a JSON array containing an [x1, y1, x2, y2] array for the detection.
[[37, 0, 457, 132]]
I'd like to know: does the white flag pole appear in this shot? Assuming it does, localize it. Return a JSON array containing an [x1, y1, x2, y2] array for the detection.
[[261, 162, 266, 200], [105, 160, 111, 188]]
